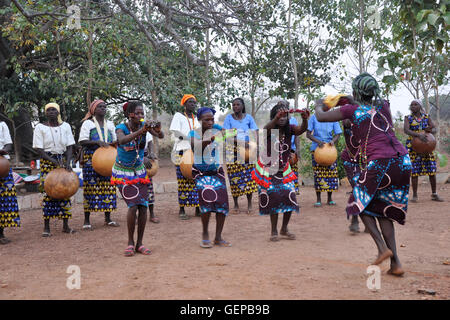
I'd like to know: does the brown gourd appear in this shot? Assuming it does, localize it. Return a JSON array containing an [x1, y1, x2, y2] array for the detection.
[[146, 159, 159, 178], [0, 155, 10, 178], [92, 146, 117, 177], [44, 168, 79, 199], [180, 149, 194, 179], [314, 143, 337, 166], [411, 132, 436, 154]]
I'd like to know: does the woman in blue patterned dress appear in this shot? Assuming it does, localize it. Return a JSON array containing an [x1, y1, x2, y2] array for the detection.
[[403, 99, 443, 203], [189, 107, 230, 248], [79, 99, 118, 230], [252, 101, 309, 242], [315, 73, 411, 276], [111, 101, 153, 257]]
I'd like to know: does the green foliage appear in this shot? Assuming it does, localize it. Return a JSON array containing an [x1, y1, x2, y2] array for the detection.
[[436, 151, 448, 168], [377, 0, 449, 110], [0, 0, 222, 139]]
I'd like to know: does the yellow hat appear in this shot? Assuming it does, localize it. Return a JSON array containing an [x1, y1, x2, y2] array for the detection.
[[44, 102, 63, 124]]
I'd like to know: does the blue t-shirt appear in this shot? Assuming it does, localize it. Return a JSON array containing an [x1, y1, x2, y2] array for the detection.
[[222, 113, 258, 142], [115, 123, 147, 167], [289, 117, 298, 151], [188, 124, 223, 172], [307, 114, 342, 151]]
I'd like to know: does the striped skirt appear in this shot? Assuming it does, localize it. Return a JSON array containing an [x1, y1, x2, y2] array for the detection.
[[311, 152, 339, 192], [225, 144, 257, 198], [174, 151, 199, 208], [82, 149, 117, 213], [0, 168, 20, 228], [111, 161, 150, 208], [40, 156, 72, 220]]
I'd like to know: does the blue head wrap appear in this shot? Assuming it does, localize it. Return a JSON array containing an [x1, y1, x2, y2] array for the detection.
[[197, 107, 216, 120]]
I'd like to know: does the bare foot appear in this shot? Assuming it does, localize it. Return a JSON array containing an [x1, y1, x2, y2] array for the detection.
[[387, 267, 405, 277], [372, 249, 393, 265]]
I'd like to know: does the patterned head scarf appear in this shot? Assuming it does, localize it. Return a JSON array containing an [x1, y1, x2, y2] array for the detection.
[[44, 102, 63, 124], [181, 94, 197, 106], [196, 107, 216, 120], [411, 99, 423, 107], [352, 72, 381, 101], [411, 99, 425, 113], [82, 99, 105, 121]]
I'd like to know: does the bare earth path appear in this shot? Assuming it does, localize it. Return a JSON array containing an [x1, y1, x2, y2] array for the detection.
[[1, 163, 449, 300]]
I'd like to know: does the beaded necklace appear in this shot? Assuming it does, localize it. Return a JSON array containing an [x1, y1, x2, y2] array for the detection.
[[125, 121, 144, 167], [357, 104, 390, 170], [344, 132, 360, 163], [184, 112, 195, 131]]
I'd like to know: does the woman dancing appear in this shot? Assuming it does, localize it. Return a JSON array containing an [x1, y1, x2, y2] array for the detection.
[[315, 73, 411, 276]]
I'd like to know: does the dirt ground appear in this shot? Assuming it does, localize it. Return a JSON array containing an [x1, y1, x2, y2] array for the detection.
[[1, 160, 449, 300]]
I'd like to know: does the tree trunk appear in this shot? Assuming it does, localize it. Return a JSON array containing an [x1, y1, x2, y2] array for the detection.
[[288, 0, 299, 108], [434, 86, 440, 150], [358, 0, 366, 73], [205, 28, 211, 106], [55, 31, 66, 120], [147, 50, 160, 156], [11, 106, 36, 164], [87, 22, 94, 109]]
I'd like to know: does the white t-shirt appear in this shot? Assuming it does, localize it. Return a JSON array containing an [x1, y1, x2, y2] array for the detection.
[[169, 112, 199, 152], [0, 121, 13, 159], [78, 119, 117, 143], [33, 122, 76, 154]]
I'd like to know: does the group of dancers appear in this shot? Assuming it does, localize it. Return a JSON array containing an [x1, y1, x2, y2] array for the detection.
[[0, 72, 443, 275]]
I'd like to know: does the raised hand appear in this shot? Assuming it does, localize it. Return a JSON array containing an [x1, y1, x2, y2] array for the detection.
[[275, 108, 288, 120], [419, 133, 428, 143], [300, 108, 310, 120]]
